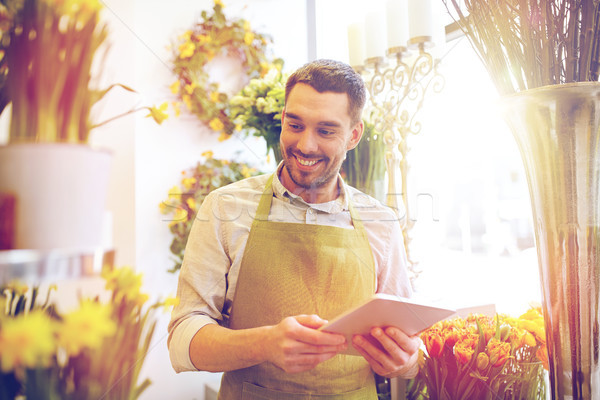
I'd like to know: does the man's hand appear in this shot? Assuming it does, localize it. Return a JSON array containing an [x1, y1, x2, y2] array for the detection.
[[352, 326, 420, 378], [264, 314, 348, 373]]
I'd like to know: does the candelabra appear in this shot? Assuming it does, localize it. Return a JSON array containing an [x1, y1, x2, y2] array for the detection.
[[347, 0, 444, 281], [363, 45, 444, 280]]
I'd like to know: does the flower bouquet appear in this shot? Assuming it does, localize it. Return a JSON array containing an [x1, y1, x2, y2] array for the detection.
[[160, 152, 262, 273], [229, 67, 287, 162], [407, 308, 548, 400], [0, 266, 177, 400]]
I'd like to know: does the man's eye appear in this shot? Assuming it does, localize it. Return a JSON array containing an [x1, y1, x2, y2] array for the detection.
[[289, 123, 303, 130], [318, 128, 334, 135]]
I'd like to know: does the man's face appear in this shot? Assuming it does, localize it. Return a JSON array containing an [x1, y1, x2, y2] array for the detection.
[[279, 83, 363, 203]]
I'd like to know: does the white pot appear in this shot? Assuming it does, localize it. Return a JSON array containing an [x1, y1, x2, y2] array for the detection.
[[0, 143, 111, 250]]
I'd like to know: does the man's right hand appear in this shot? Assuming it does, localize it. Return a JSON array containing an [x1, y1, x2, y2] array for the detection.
[[263, 314, 348, 373], [189, 314, 347, 373]]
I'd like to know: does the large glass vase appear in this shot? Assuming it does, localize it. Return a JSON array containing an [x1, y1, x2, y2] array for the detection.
[[502, 82, 600, 399]]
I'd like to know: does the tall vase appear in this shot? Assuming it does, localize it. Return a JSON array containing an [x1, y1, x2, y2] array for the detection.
[[501, 82, 600, 399]]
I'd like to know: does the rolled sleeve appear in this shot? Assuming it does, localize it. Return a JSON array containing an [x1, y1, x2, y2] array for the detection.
[[168, 315, 217, 372]]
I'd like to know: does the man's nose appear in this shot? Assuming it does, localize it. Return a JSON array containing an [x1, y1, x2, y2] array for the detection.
[[297, 131, 318, 153]]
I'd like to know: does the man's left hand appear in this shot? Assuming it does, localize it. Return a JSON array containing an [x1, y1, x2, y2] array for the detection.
[[352, 326, 421, 378]]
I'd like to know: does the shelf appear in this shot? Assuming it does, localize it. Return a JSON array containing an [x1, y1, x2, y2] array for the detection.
[[0, 248, 114, 285]]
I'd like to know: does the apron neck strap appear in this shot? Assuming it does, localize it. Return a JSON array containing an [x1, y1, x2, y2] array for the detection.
[[255, 173, 366, 230]]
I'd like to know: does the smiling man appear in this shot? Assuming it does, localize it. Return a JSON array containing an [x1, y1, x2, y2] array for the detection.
[[168, 59, 419, 399]]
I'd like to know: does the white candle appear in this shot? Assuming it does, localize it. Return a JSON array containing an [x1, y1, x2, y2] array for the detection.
[[347, 22, 366, 66], [386, 0, 409, 49], [364, 10, 387, 60], [408, 0, 434, 42]]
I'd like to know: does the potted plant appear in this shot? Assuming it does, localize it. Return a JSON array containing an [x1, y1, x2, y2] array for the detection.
[[0, 0, 165, 250]]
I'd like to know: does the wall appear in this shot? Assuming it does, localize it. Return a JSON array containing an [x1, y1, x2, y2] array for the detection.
[[97, 1, 308, 398]]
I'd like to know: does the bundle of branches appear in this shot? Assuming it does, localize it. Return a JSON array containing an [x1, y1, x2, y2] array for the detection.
[[443, 0, 600, 95]]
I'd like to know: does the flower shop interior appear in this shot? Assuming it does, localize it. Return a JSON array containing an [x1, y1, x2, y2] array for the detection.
[[6, 0, 592, 399]]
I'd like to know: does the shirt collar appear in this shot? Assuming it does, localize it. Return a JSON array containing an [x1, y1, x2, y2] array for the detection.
[[273, 162, 349, 213]]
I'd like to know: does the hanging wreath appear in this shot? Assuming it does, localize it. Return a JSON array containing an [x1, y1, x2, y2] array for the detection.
[[170, 0, 280, 140]]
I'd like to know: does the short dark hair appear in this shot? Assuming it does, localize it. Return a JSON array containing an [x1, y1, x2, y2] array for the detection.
[[285, 59, 366, 125]]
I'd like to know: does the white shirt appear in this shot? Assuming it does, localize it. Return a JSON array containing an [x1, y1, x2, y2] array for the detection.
[[168, 167, 412, 372]]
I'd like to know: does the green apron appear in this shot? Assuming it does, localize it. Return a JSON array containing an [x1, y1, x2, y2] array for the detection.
[[218, 174, 377, 399]]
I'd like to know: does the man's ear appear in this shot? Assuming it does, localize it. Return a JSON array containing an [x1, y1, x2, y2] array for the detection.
[[346, 120, 364, 151]]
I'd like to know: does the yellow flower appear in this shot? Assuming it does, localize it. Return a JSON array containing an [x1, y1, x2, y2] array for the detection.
[[169, 207, 188, 227], [159, 201, 169, 213], [241, 165, 256, 179], [218, 131, 230, 142], [170, 80, 181, 94], [196, 34, 209, 45], [244, 31, 255, 46], [209, 118, 225, 132], [235, 124, 242, 132], [146, 102, 169, 125], [178, 29, 193, 42], [57, 300, 116, 356], [186, 197, 197, 210], [178, 41, 195, 59], [171, 101, 181, 117], [182, 94, 193, 110], [168, 185, 181, 199], [163, 296, 180, 312], [185, 82, 196, 95], [182, 177, 197, 190], [102, 266, 144, 302], [214, 0, 224, 7], [0, 310, 56, 372], [202, 150, 214, 159], [210, 91, 220, 103]]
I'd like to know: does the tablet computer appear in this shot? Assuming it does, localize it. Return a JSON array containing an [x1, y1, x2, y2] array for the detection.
[[319, 293, 456, 355]]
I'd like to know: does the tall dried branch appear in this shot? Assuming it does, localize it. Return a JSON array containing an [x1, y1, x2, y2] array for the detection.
[[443, 0, 600, 95]]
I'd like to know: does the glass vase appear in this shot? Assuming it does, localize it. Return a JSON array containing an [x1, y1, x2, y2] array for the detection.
[[501, 82, 600, 399]]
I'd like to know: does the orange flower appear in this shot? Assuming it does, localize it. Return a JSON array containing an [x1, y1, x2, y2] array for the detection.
[[536, 345, 549, 370], [422, 329, 445, 358], [454, 342, 475, 364], [487, 338, 511, 367]]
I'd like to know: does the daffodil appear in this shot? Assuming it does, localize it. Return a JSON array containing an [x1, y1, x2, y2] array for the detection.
[[168, 185, 181, 199], [244, 31, 255, 46], [102, 266, 145, 303], [57, 300, 116, 356], [209, 118, 225, 132], [186, 197, 197, 210], [178, 41, 195, 59], [146, 102, 169, 125], [170, 80, 181, 94], [185, 82, 197, 95], [0, 310, 56, 372], [201, 150, 214, 158], [182, 177, 197, 190]]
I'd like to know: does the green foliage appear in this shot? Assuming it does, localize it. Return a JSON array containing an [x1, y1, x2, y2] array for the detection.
[[342, 119, 387, 199], [170, 0, 281, 137], [160, 153, 263, 273]]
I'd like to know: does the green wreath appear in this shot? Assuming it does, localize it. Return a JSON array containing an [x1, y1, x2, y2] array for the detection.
[[170, 0, 279, 139]]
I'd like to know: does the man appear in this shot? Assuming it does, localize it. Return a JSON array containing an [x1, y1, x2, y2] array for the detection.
[[168, 59, 419, 399]]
